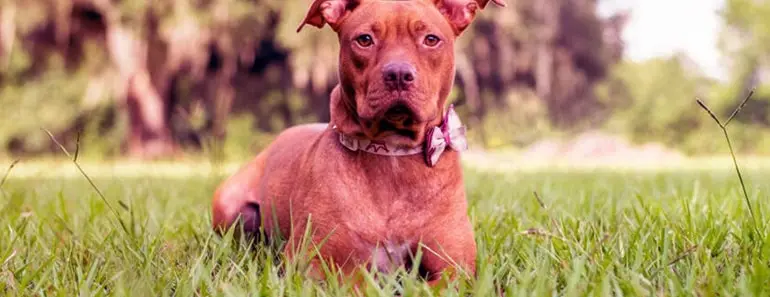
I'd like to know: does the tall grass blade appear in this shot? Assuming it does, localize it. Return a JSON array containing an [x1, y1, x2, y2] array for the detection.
[[696, 92, 760, 236], [42, 128, 131, 235]]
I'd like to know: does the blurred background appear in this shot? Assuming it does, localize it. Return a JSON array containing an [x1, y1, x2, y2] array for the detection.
[[0, 0, 767, 164]]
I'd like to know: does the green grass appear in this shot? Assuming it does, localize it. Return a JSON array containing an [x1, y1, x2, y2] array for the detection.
[[1, 160, 769, 296]]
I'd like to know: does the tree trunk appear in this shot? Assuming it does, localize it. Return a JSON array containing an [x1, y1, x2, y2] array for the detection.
[[534, 0, 559, 101], [455, 52, 487, 145], [125, 72, 175, 158], [0, 4, 16, 72], [107, 26, 174, 158]]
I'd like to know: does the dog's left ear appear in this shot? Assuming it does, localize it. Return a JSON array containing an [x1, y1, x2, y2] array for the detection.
[[297, 0, 363, 32], [433, 0, 506, 34]]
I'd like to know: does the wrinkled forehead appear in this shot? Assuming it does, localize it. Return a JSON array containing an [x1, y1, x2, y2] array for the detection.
[[339, 1, 454, 37]]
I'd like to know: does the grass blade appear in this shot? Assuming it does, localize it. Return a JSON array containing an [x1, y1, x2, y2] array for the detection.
[[696, 99, 723, 127], [42, 128, 131, 235], [725, 88, 755, 127], [696, 92, 760, 237], [0, 159, 19, 191]]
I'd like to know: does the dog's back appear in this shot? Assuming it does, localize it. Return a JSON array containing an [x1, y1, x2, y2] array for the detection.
[[211, 123, 328, 235]]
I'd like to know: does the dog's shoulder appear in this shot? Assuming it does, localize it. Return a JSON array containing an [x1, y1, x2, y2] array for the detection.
[[259, 123, 336, 170]]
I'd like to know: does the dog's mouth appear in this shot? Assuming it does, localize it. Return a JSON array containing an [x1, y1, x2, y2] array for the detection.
[[378, 121, 417, 141], [361, 103, 422, 144], [383, 104, 415, 128]]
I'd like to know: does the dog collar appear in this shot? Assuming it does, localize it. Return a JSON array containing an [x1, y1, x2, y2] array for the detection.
[[335, 104, 468, 167]]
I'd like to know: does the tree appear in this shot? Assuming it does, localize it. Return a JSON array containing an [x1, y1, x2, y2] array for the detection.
[[0, 0, 630, 158], [717, 0, 770, 126]]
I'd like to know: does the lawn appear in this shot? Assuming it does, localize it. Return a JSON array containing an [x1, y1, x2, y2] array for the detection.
[[0, 158, 769, 296]]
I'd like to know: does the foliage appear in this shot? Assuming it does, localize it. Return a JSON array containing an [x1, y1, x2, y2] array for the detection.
[[587, 0, 770, 155], [594, 53, 770, 155], [712, 0, 770, 142], [215, 114, 276, 162], [0, 0, 631, 159], [0, 43, 118, 155], [3, 0, 770, 158], [2, 163, 770, 295], [471, 89, 555, 149], [595, 55, 711, 148]]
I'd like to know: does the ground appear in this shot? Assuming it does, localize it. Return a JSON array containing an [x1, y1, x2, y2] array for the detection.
[[0, 157, 769, 296]]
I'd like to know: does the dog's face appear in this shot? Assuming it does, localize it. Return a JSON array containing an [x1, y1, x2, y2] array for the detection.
[[298, 0, 504, 147], [337, 1, 455, 146]]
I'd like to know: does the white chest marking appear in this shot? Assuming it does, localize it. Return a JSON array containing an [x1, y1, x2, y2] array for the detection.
[[372, 241, 412, 274]]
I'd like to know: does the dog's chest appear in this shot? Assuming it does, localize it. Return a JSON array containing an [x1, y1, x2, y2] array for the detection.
[[343, 200, 429, 273]]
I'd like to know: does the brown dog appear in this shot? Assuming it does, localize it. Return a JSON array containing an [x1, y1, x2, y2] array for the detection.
[[211, 0, 504, 286]]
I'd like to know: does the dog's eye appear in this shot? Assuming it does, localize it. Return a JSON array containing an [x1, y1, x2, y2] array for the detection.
[[423, 34, 441, 47], [355, 34, 374, 47]]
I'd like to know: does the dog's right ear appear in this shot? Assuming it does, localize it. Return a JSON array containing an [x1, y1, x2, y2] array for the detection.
[[297, 0, 362, 32], [433, 0, 506, 35]]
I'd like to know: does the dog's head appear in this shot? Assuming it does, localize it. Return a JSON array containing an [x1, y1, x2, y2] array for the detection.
[[298, 0, 504, 147]]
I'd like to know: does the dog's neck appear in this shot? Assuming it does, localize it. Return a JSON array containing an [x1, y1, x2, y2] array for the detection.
[[329, 85, 468, 167]]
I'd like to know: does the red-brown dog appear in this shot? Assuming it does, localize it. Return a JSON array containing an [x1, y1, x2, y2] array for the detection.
[[212, 0, 504, 286]]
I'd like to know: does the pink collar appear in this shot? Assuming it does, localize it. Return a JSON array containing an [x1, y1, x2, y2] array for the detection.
[[335, 104, 468, 167]]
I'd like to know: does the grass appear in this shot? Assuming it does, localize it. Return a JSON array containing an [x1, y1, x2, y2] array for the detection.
[[0, 93, 766, 296], [1, 159, 770, 296]]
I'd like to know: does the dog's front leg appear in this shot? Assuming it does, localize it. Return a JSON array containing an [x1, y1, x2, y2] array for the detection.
[[418, 214, 477, 288], [282, 227, 370, 291]]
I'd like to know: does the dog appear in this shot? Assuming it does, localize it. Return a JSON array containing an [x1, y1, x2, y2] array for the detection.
[[211, 0, 505, 286]]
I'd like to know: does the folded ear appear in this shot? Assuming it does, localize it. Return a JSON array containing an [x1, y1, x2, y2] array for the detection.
[[297, 0, 363, 32], [433, 0, 506, 34]]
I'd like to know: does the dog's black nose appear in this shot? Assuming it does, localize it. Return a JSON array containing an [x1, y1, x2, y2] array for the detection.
[[383, 62, 416, 90]]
